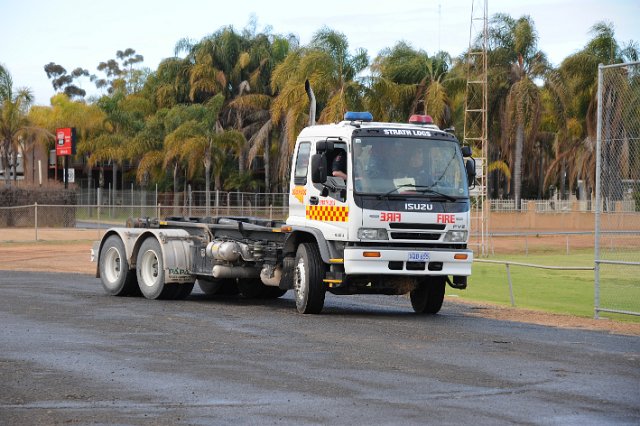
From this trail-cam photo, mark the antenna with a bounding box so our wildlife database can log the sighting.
[438,3,442,52]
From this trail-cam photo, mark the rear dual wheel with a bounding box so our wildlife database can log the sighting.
[99,235,139,296]
[136,237,193,300]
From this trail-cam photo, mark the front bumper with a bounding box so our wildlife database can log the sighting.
[343,247,473,276]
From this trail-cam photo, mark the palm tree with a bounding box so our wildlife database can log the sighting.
[163,96,245,213]
[545,22,639,203]
[370,43,463,127]
[486,14,549,208]
[227,32,296,192]
[82,90,150,191]
[0,64,34,185]
[270,27,368,182]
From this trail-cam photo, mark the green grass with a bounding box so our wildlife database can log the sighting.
[449,249,640,323]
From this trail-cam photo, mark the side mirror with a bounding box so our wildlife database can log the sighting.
[311,154,327,184]
[316,141,334,153]
[465,158,476,187]
[461,145,472,158]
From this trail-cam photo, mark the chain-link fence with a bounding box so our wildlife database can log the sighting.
[595,61,640,318]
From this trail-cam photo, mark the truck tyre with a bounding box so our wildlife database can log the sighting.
[99,235,138,296]
[197,278,239,296]
[410,276,446,314]
[293,243,326,314]
[136,237,175,300]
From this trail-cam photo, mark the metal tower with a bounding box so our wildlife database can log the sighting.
[463,0,489,256]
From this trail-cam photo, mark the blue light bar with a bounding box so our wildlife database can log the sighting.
[344,111,373,122]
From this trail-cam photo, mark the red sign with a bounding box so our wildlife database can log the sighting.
[56,127,75,156]
[436,214,456,224]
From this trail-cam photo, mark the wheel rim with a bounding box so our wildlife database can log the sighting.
[294,257,307,304]
[140,249,160,288]
[103,247,122,284]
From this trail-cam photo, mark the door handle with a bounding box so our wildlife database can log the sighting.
[309,196,319,205]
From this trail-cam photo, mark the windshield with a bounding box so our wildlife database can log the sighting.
[352,136,468,198]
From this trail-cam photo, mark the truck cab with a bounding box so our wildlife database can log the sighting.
[285,111,475,313]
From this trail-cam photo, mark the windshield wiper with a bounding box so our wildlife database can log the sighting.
[378,184,456,202]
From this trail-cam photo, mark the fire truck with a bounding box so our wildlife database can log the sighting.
[93,86,475,314]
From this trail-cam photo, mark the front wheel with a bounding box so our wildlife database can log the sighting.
[410,276,446,314]
[293,243,326,314]
[136,237,177,300]
[99,235,138,296]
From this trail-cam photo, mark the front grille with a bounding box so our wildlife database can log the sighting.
[390,232,441,240]
[389,223,446,230]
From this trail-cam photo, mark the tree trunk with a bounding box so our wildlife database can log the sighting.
[264,136,270,192]
[214,172,221,191]
[514,123,524,209]
[11,150,18,182]
[112,161,117,191]
[204,142,212,216]
[172,163,180,215]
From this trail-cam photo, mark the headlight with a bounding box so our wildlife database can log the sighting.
[357,228,389,240]
[443,230,468,242]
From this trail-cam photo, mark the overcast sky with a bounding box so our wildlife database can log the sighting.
[1,0,638,105]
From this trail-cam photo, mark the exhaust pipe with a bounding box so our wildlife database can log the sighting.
[305,79,316,126]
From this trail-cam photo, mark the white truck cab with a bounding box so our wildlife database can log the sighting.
[285,111,475,313]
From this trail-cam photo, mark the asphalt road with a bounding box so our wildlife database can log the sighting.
[1,270,639,425]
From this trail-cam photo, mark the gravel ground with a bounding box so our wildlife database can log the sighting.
[1,271,639,425]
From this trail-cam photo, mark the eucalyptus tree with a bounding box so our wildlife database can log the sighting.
[487,14,549,207]
[92,48,147,95]
[43,62,90,99]
[0,64,34,185]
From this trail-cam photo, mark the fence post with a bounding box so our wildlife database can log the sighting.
[594,63,603,319]
[34,202,38,241]
[506,263,515,307]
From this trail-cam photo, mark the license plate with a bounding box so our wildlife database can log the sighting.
[408,251,430,261]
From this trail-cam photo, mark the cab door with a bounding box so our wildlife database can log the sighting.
[287,141,311,227]
[305,140,349,241]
